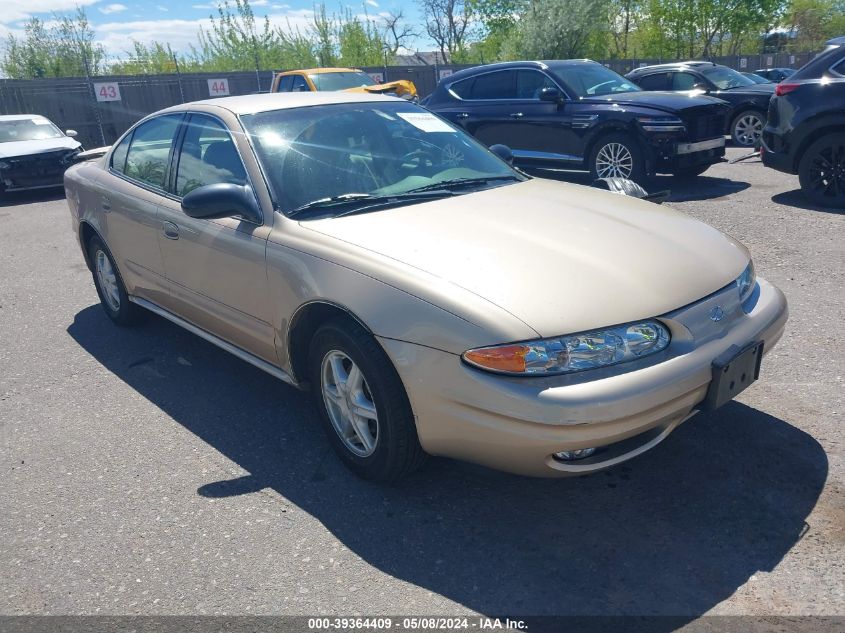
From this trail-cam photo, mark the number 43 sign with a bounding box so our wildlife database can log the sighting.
[94,82,121,102]
[208,79,230,97]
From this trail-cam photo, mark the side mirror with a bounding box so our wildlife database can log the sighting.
[538,87,562,102]
[181,183,261,223]
[65,129,78,137]
[692,83,709,92]
[489,143,514,165]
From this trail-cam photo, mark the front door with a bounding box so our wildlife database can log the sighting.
[156,113,276,364]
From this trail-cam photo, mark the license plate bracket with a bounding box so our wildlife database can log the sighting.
[702,341,764,412]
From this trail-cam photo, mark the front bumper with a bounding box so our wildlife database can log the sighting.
[647,136,726,173]
[379,278,788,477]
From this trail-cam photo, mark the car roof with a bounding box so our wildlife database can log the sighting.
[277,67,361,75]
[442,59,602,83]
[826,35,845,46]
[630,61,718,72]
[160,91,399,116]
[0,114,51,122]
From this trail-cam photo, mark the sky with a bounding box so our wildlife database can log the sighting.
[0,0,430,60]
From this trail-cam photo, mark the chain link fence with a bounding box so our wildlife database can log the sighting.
[0,50,819,150]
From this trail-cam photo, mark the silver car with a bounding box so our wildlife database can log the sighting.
[64,92,788,480]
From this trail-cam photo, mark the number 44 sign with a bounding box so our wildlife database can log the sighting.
[94,82,121,102]
[208,79,230,97]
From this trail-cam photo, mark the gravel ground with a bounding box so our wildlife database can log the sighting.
[0,146,842,620]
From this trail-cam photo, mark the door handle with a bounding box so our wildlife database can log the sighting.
[509,112,524,119]
[456,112,469,119]
[162,221,180,240]
[101,197,111,212]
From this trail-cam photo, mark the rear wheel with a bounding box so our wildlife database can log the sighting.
[588,133,647,184]
[730,109,764,147]
[798,133,845,209]
[87,235,145,325]
[307,318,426,481]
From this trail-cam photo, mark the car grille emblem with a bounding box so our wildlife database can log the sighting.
[709,306,725,322]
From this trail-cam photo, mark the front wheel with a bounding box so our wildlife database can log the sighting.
[730,110,764,147]
[588,133,647,184]
[798,133,845,209]
[307,318,426,481]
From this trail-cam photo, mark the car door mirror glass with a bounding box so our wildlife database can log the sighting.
[692,83,709,92]
[181,183,261,223]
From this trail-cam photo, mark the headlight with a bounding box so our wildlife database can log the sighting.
[637,115,686,132]
[736,260,756,305]
[463,320,671,376]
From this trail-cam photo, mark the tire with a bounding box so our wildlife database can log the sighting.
[87,235,145,326]
[730,109,765,147]
[307,317,427,482]
[588,133,647,184]
[798,133,845,209]
[673,164,711,179]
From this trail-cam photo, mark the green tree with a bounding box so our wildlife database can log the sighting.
[337,10,388,67]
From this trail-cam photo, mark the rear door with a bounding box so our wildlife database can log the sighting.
[155,113,276,363]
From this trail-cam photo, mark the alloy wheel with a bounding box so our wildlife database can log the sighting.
[95,249,121,311]
[595,142,634,178]
[807,141,845,200]
[734,113,763,146]
[321,350,379,457]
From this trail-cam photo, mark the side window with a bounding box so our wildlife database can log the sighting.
[291,75,310,92]
[124,115,181,190]
[110,132,132,174]
[672,72,699,90]
[277,75,294,92]
[833,58,845,76]
[449,77,475,99]
[175,114,247,197]
[516,70,557,99]
[636,73,670,90]
[469,70,517,100]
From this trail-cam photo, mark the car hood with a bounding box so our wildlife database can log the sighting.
[581,90,725,113]
[0,136,81,159]
[302,179,749,339]
[715,83,775,96]
[346,81,416,97]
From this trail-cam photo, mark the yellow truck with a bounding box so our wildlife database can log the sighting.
[271,67,418,101]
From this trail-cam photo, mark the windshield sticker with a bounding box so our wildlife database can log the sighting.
[397,112,455,133]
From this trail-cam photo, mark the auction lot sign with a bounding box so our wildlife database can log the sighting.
[93,82,121,102]
[208,78,231,97]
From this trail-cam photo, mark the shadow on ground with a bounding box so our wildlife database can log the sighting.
[68,305,826,621]
[523,168,749,203]
[772,189,845,214]
[0,187,65,207]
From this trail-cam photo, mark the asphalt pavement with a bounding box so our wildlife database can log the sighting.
[1,147,842,620]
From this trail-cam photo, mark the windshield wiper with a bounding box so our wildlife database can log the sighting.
[403,175,521,194]
[288,190,454,218]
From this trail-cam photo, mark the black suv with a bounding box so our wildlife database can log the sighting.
[626,62,775,147]
[762,36,845,208]
[424,60,729,183]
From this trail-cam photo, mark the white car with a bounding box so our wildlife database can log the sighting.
[0,114,82,194]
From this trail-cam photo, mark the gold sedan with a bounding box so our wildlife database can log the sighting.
[64,93,787,481]
[271,67,418,101]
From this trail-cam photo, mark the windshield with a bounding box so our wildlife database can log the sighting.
[555,64,640,97]
[0,117,64,143]
[701,66,756,89]
[241,102,522,217]
[744,72,771,84]
[309,72,377,91]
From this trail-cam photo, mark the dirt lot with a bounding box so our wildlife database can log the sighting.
[1,147,842,620]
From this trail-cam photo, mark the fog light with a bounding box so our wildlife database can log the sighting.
[554,447,596,461]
